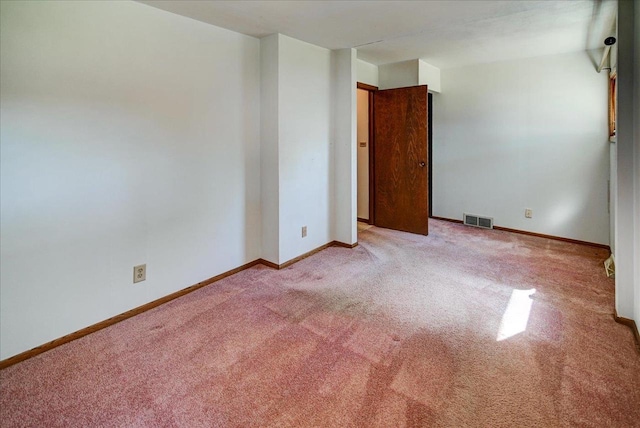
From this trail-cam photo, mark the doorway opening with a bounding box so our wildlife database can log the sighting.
[356,83,432,237]
[356,82,377,227]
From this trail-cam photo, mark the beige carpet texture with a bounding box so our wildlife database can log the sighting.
[1,220,639,427]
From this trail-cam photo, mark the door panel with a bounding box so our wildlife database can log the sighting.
[373,86,429,235]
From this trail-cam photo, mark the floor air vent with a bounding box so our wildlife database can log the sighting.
[463,213,494,229]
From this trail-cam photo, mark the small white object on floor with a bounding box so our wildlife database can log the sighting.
[604,254,615,278]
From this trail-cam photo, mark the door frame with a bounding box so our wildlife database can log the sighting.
[357,82,378,225]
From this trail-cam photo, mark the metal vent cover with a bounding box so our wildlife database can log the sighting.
[463,213,494,229]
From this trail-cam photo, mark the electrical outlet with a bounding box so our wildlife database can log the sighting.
[301,226,307,238]
[133,264,146,283]
[525,209,533,219]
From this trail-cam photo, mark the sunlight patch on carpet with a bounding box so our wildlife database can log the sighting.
[496,288,536,341]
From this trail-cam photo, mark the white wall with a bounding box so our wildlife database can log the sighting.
[278,35,334,263]
[433,51,610,245]
[0,1,261,359]
[332,48,358,246]
[379,60,418,90]
[418,60,442,93]
[259,35,355,264]
[357,59,379,87]
[609,142,617,255]
[379,59,441,92]
[357,89,370,220]
[614,0,639,321]
[260,34,280,264]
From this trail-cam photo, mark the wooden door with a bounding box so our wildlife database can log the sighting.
[373,85,429,235]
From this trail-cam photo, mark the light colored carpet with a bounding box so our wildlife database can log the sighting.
[1,220,638,427]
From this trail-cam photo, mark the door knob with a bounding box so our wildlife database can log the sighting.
[418,161,426,168]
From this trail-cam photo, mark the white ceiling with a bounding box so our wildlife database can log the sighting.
[139,0,617,69]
